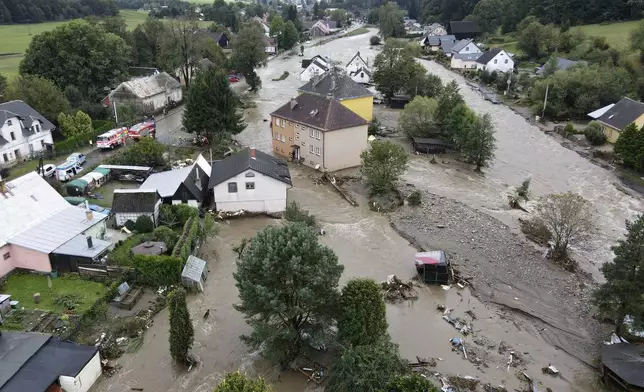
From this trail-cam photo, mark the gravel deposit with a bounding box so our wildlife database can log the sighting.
[390,189,607,367]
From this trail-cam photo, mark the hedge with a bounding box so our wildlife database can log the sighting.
[171,216,201,261]
[54,121,116,154]
[127,255,184,286]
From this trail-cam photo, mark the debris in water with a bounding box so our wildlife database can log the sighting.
[448,375,479,391]
[442,285,451,291]
[465,310,477,320]
[450,337,464,347]
[381,275,419,302]
[442,314,472,335]
[542,365,559,376]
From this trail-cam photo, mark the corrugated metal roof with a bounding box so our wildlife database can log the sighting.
[0,172,70,248]
[8,206,107,253]
[140,166,193,197]
[182,255,207,282]
[52,234,111,259]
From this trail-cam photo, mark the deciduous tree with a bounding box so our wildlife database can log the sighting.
[460,113,497,171]
[233,223,344,366]
[517,20,560,59]
[159,19,210,89]
[338,279,388,347]
[594,214,644,335]
[360,140,409,194]
[269,15,285,38]
[281,21,299,50]
[231,21,268,90]
[168,287,194,364]
[111,137,166,168]
[435,80,465,133]
[132,18,168,68]
[535,192,596,261]
[378,2,405,38]
[399,96,439,138]
[615,123,644,171]
[57,111,93,138]
[21,20,131,97]
[4,75,69,120]
[183,67,245,143]
[0,73,7,102]
[213,372,273,392]
[326,341,406,392]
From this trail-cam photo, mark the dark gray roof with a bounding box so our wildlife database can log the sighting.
[326,20,338,29]
[0,332,50,389]
[181,164,209,202]
[0,100,55,131]
[536,57,588,75]
[597,97,644,130]
[312,59,329,71]
[271,94,367,131]
[602,343,644,387]
[476,48,503,64]
[298,71,373,100]
[450,39,473,53]
[449,21,481,34]
[111,189,160,213]
[209,148,292,188]
[351,66,372,77]
[412,137,448,146]
[1,335,99,392]
[346,52,366,67]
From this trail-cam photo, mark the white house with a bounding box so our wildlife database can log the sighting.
[111,189,163,227]
[346,51,368,74]
[476,48,515,73]
[0,100,54,167]
[264,36,277,54]
[449,39,481,58]
[349,66,371,84]
[209,147,291,213]
[107,72,182,115]
[450,52,482,70]
[300,56,331,82]
[139,155,210,207]
[424,23,447,36]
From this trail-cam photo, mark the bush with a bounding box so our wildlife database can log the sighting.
[153,225,179,250]
[284,201,318,228]
[370,35,381,45]
[109,137,166,168]
[159,204,179,227]
[173,204,199,226]
[564,123,575,134]
[125,254,184,286]
[135,215,154,233]
[407,190,422,206]
[584,121,607,145]
[171,216,201,260]
[124,220,136,231]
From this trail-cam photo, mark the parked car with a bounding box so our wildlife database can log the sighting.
[228,75,240,83]
[38,164,56,178]
[67,152,86,165]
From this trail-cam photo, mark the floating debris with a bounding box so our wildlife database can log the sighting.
[381,275,419,302]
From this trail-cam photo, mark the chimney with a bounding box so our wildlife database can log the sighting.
[330,70,336,91]
[290,97,298,110]
[85,201,93,221]
[250,146,256,160]
[86,236,94,249]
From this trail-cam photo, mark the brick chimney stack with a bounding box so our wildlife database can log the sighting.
[250,146,256,160]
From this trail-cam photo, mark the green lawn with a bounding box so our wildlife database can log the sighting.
[3,274,106,314]
[90,180,140,208]
[573,20,642,48]
[344,27,369,37]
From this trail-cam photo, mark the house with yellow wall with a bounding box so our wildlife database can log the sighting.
[594,97,644,143]
[297,71,374,121]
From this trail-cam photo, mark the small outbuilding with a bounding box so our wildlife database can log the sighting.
[181,255,208,292]
[65,179,89,196]
[414,251,451,285]
[390,95,411,109]
[601,342,644,391]
[412,137,449,154]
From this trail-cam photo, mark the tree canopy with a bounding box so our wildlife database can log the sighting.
[231,21,268,91]
[615,123,644,172]
[233,223,344,366]
[213,372,273,392]
[338,279,388,347]
[20,20,131,97]
[57,111,93,138]
[594,214,644,335]
[168,287,194,364]
[378,2,405,39]
[0,0,118,24]
[386,373,440,392]
[182,66,245,142]
[399,96,439,139]
[360,140,409,195]
[111,137,166,168]
[3,75,69,120]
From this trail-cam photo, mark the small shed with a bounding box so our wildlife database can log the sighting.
[601,343,644,391]
[131,241,167,256]
[414,251,451,285]
[390,96,411,109]
[412,137,449,154]
[65,179,89,196]
[94,167,111,178]
[84,171,107,186]
[181,255,208,292]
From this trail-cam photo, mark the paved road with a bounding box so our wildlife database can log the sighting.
[153,106,193,146]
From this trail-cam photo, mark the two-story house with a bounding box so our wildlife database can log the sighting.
[448,39,481,58]
[298,70,374,121]
[270,94,368,172]
[346,52,368,74]
[0,100,54,166]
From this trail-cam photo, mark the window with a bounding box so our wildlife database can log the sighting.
[302,126,307,132]
[281,119,285,127]
[309,129,314,138]
[504,59,508,64]
[228,182,238,193]
[275,132,280,141]
[37,124,41,132]
[301,141,306,146]
[296,124,299,128]
[2,153,7,162]
[296,131,300,140]
[281,135,286,142]
[245,182,255,190]
[309,144,314,153]
[9,131,15,141]
[289,137,293,141]
[360,72,364,78]
[315,147,321,156]
[289,122,293,126]
[3,252,10,260]
[41,140,45,148]
[494,59,498,64]
[464,46,468,51]
[245,172,255,177]
[316,131,321,140]
[276,146,279,151]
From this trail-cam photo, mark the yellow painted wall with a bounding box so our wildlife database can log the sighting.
[603,125,621,144]
[340,96,373,121]
[634,114,644,130]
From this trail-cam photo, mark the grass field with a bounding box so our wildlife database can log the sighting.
[0,10,149,76]
[573,20,642,48]
[4,273,106,314]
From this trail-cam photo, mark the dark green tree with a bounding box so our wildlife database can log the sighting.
[460,113,497,171]
[378,2,405,38]
[0,73,7,102]
[132,18,167,68]
[435,80,465,133]
[594,215,644,335]
[399,96,438,138]
[386,373,440,392]
[360,140,409,194]
[338,279,388,347]
[214,372,273,392]
[446,103,477,146]
[4,75,69,121]
[183,67,245,143]
[231,21,268,91]
[20,20,131,96]
[233,223,344,366]
[373,46,426,99]
[168,287,194,364]
[326,341,406,392]
[112,137,166,168]
[281,21,299,50]
[135,215,154,233]
[615,123,644,171]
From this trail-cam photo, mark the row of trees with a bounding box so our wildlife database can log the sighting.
[0,0,117,24]
[269,16,300,51]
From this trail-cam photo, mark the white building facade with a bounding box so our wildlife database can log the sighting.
[300,60,329,82]
[0,101,54,166]
[477,49,515,73]
[346,52,368,74]
[58,351,102,392]
[212,169,289,213]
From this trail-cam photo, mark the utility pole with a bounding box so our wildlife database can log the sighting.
[112,100,119,125]
[541,84,549,119]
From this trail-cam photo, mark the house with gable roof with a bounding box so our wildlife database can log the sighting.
[0,100,54,167]
[346,51,369,74]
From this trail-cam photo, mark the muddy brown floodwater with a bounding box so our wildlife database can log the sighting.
[93,166,599,392]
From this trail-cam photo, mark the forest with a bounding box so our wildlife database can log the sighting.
[0,0,118,24]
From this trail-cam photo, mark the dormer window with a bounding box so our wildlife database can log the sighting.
[7,120,12,126]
